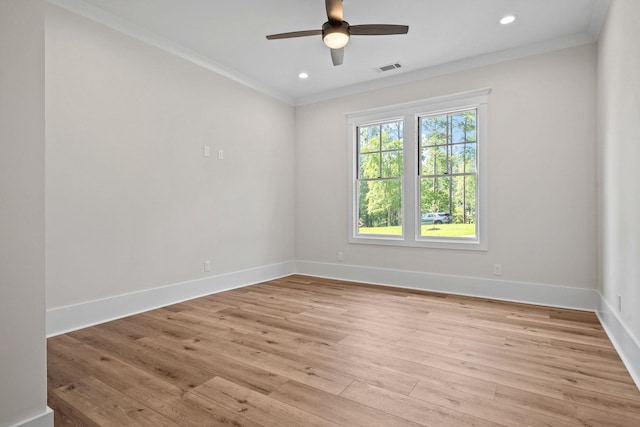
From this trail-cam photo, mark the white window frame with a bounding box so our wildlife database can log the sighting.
[347,88,490,250]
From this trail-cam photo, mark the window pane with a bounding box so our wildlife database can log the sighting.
[421,146,447,176]
[420,177,450,215]
[420,177,472,238]
[453,175,476,236]
[381,121,403,151]
[464,143,477,173]
[358,179,402,235]
[421,116,447,146]
[451,110,476,143]
[382,150,403,178]
[359,125,380,153]
[450,144,465,175]
[359,153,380,179]
[464,175,477,225]
[357,180,370,232]
[451,143,477,174]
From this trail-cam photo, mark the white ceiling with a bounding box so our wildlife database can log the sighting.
[50,0,610,105]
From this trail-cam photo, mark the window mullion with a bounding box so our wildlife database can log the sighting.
[378,125,383,178]
[402,114,416,241]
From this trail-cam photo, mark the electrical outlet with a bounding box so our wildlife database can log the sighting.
[338,252,344,262]
[204,260,211,272]
[203,146,210,157]
[218,149,224,160]
[493,264,502,276]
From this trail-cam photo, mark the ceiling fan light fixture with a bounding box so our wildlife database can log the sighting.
[322,21,350,49]
[265,2,408,67]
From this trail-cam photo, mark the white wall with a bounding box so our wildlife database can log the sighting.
[45,5,295,310]
[598,0,640,353]
[0,1,51,426]
[296,44,598,293]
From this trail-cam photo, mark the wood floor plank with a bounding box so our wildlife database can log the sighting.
[287,310,407,344]
[450,337,635,384]
[549,337,623,360]
[574,404,640,427]
[118,391,230,427]
[48,338,90,391]
[170,296,233,313]
[180,393,267,427]
[217,307,348,342]
[410,380,581,427]
[139,307,233,338]
[493,384,579,420]
[270,380,424,427]
[219,328,419,395]
[68,327,215,390]
[221,290,314,314]
[191,376,341,427]
[417,338,637,397]
[184,333,354,395]
[47,274,640,426]
[560,382,640,416]
[309,333,570,408]
[505,312,603,331]
[49,334,184,397]
[136,333,290,395]
[336,333,569,400]
[126,375,269,427]
[345,323,638,400]
[114,310,203,340]
[341,380,504,427]
[427,310,613,348]
[52,377,180,427]
[49,390,101,427]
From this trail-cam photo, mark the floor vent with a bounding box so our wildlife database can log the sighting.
[375,63,402,73]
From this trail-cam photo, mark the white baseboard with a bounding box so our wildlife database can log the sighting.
[46,261,295,337]
[7,408,53,427]
[295,260,598,311]
[596,294,640,391]
[46,260,596,338]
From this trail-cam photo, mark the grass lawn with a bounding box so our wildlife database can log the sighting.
[359,223,475,237]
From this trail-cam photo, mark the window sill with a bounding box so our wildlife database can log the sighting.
[349,234,487,251]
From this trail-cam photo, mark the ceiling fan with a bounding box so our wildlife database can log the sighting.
[266,0,409,66]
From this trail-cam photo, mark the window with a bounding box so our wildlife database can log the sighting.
[357,120,404,236]
[347,89,489,250]
[419,109,477,240]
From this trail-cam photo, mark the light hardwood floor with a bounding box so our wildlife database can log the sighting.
[48,275,640,426]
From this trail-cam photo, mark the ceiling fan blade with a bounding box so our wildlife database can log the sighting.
[266,29,322,40]
[331,47,344,66]
[349,24,409,36]
[325,0,343,22]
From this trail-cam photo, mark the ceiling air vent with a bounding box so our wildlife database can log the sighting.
[375,63,402,73]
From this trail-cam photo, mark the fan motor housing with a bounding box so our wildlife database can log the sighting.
[322,21,350,48]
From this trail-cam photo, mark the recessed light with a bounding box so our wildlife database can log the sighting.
[500,15,516,25]
[298,72,309,79]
